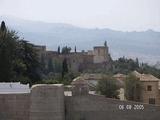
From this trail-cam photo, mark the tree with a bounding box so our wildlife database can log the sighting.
[0,21,7,39]
[125,74,141,102]
[40,54,46,74]
[62,58,68,78]
[0,21,42,84]
[61,46,71,54]
[112,57,140,74]
[54,60,62,73]
[17,40,42,84]
[75,46,77,53]
[58,46,60,54]
[0,22,18,82]
[97,76,119,99]
[47,58,54,73]
[104,41,107,47]
[136,58,139,67]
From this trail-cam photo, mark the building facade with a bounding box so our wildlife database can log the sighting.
[133,71,160,105]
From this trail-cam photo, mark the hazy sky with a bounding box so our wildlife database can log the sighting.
[0,0,160,31]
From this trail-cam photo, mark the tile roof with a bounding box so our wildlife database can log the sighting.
[132,71,159,82]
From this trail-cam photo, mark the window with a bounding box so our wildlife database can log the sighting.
[149,98,155,104]
[147,85,152,91]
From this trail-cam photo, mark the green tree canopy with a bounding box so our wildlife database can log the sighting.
[61,46,71,54]
[58,46,60,54]
[47,58,54,73]
[74,46,77,53]
[125,74,141,102]
[97,76,119,99]
[62,58,68,78]
[0,21,42,85]
[112,57,140,74]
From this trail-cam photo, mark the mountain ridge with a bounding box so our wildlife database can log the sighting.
[1,15,160,64]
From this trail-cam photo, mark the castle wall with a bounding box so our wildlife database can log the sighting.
[0,93,30,120]
[65,94,160,120]
[46,53,94,72]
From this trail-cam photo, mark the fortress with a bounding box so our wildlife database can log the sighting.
[34,42,112,72]
[0,83,160,120]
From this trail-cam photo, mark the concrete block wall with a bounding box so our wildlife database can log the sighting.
[1,84,160,120]
[65,94,160,120]
[30,84,65,120]
[0,93,30,120]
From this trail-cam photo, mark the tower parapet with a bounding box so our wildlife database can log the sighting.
[93,42,110,63]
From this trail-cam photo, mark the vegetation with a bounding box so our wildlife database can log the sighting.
[125,74,141,102]
[47,58,54,73]
[74,46,77,53]
[62,58,68,78]
[1,21,160,89]
[0,21,42,85]
[112,57,139,74]
[61,46,71,54]
[112,57,160,79]
[104,41,107,47]
[96,76,119,99]
[138,63,160,79]
[57,46,60,54]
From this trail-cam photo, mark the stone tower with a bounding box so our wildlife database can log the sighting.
[93,41,110,63]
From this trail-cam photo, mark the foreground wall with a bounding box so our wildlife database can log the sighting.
[30,84,65,120]
[0,84,65,120]
[0,93,30,120]
[65,94,160,120]
[0,84,160,120]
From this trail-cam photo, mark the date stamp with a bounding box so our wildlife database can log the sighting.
[118,104,144,110]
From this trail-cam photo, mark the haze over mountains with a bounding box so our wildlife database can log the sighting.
[1,15,160,64]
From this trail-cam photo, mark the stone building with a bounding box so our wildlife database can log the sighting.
[74,72,160,104]
[93,46,110,63]
[113,73,127,81]
[132,71,160,105]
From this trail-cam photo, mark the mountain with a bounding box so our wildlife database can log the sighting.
[1,15,160,64]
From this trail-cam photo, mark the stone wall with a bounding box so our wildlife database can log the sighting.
[0,93,30,120]
[140,81,160,105]
[65,94,160,120]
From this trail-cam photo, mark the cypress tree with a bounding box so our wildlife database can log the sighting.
[75,46,77,53]
[0,21,7,39]
[62,58,68,78]
[58,46,60,54]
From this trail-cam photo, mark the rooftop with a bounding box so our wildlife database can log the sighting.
[0,82,30,94]
[113,73,127,78]
[94,46,106,49]
[132,71,160,82]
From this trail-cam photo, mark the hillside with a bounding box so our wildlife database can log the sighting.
[1,15,160,64]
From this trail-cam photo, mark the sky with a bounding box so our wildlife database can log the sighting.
[0,0,160,31]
